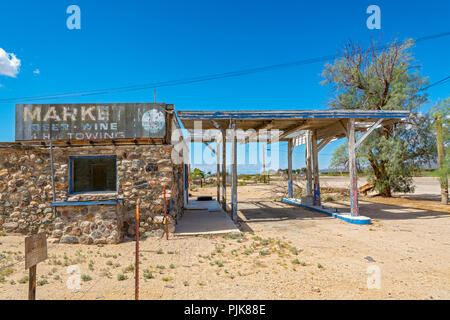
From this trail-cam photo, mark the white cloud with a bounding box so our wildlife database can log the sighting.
[0,48,21,77]
[33,68,40,75]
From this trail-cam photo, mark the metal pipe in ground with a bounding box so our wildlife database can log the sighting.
[135,202,139,300]
[164,187,168,240]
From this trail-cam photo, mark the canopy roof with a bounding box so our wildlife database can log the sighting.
[177,109,409,142]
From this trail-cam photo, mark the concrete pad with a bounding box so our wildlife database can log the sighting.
[282,198,371,225]
[175,200,241,236]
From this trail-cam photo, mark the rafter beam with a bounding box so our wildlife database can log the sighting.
[338,120,348,136]
[203,141,215,155]
[211,120,223,131]
[355,119,383,149]
[317,137,333,152]
[279,121,306,139]
[247,121,275,141]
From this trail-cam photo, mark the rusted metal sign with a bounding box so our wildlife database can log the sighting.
[25,232,48,269]
[15,103,167,141]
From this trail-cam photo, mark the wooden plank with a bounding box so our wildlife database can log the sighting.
[288,139,293,198]
[317,137,333,152]
[28,265,36,300]
[203,141,216,155]
[231,121,238,221]
[279,121,306,139]
[247,121,274,140]
[347,118,359,216]
[355,119,383,149]
[312,130,321,206]
[216,142,220,203]
[305,130,313,197]
[177,109,410,120]
[25,232,47,270]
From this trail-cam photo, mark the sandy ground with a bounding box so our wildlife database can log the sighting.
[0,176,449,300]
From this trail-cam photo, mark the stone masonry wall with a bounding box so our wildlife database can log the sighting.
[0,143,183,244]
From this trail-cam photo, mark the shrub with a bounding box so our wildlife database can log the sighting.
[117,274,127,281]
[81,274,92,282]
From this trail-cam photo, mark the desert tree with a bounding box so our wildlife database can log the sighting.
[322,38,434,196]
[430,98,449,204]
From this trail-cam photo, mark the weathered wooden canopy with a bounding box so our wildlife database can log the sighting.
[177,109,409,224]
[177,109,409,142]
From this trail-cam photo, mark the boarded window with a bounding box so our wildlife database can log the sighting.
[71,156,116,193]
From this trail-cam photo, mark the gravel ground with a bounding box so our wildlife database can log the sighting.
[0,176,448,300]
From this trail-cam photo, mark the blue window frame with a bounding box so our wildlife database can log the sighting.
[69,155,117,194]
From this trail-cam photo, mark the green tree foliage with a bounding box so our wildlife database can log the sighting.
[191,168,205,179]
[329,142,368,173]
[322,39,435,196]
[430,98,449,203]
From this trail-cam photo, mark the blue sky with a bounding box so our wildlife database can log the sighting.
[0,0,449,172]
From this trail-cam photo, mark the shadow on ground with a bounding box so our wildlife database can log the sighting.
[236,199,449,225]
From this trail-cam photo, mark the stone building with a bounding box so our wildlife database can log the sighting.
[0,103,188,244]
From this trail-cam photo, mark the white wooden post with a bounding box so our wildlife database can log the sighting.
[347,118,359,216]
[216,141,220,203]
[305,130,313,197]
[288,139,293,198]
[231,121,238,221]
[221,130,227,212]
[312,130,321,206]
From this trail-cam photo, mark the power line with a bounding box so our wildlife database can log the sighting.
[421,76,450,91]
[0,31,449,104]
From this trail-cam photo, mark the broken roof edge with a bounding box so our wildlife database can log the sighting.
[177,109,410,120]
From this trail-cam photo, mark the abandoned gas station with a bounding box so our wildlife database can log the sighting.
[177,109,409,226]
[0,103,408,243]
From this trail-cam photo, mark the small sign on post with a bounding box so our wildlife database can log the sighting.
[25,233,48,300]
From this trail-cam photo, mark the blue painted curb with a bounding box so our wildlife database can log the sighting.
[282,198,371,225]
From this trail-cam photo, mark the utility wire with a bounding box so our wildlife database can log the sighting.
[0,31,449,104]
[421,76,450,91]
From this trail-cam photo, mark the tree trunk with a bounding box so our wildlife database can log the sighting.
[434,113,448,205]
[368,150,392,197]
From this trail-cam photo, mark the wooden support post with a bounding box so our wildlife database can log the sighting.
[216,142,221,203]
[262,143,266,183]
[221,129,227,211]
[288,139,293,198]
[347,118,359,216]
[305,130,313,197]
[312,130,321,206]
[231,121,238,221]
[28,265,36,300]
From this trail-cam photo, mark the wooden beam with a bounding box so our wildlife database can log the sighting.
[355,119,383,149]
[305,130,313,197]
[247,121,274,141]
[203,141,216,155]
[221,129,227,211]
[338,120,348,136]
[317,137,332,152]
[279,121,306,139]
[28,265,36,300]
[216,142,220,203]
[312,130,321,206]
[231,121,238,222]
[288,139,293,198]
[347,118,359,216]
[211,120,223,131]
